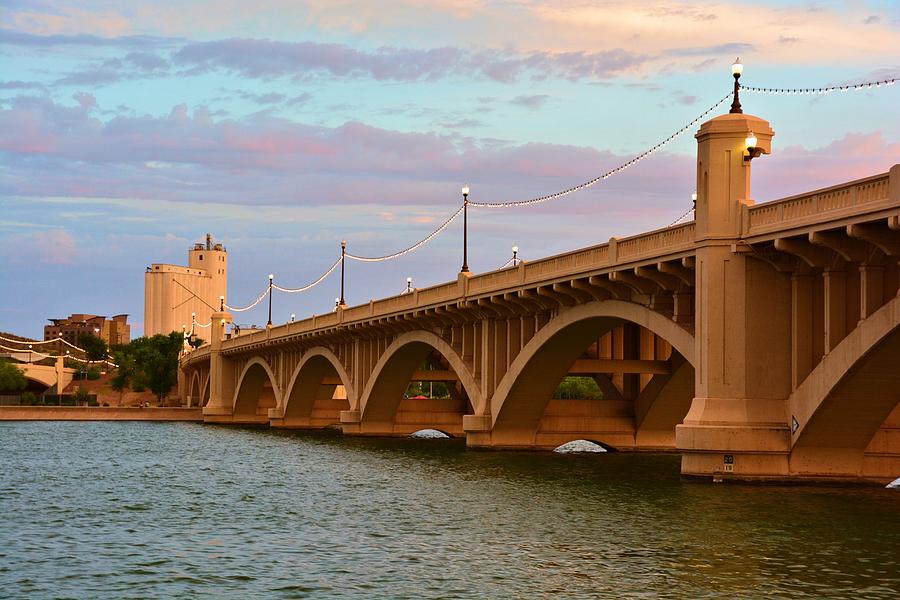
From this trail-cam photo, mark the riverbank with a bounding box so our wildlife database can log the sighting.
[0,406,202,421]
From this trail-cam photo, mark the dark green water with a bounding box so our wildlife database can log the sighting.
[0,422,898,599]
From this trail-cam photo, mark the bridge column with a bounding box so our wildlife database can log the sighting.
[202,311,236,421]
[54,356,65,394]
[677,112,795,480]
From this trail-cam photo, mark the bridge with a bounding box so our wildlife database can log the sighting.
[0,354,76,394]
[180,110,900,483]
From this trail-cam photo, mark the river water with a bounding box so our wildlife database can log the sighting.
[1,422,898,599]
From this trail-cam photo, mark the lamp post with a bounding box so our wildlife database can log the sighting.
[406,276,412,294]
[730,58,743,114]
[334,298,340,313]
[460,184,470,273]
[27,344,32,364]
[339,240,347,307]
[290,314,295,323]
[691,192,697,217]
[267,273,274,327]
[512,245,519,267]
[220,295,225,311]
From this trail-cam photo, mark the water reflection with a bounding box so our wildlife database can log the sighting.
[0,422,897,598]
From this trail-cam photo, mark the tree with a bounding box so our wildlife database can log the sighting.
[0,361,27,392]
[110,349,134,406]
[77,332,108,360]
[77,332,108,374]
[121,332,183,405]
[109,332,188,406]
[188,337,205,349]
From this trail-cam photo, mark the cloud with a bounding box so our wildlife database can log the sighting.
[0,80,45,90]
[754,132,900,201]
[862,15,881,25]
[510,94,550,110]
[0,229,78,265]
[172,38,646,83]
[0,29,175,49]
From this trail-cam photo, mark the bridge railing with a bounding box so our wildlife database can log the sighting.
[746,172,891,235]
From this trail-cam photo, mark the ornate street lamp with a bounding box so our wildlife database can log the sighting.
[744,131,763,162]
[460,184,470,273]
[267,273,274,327]
[512,245,519,266]
[730,58,743,114]
[339,240,347,307]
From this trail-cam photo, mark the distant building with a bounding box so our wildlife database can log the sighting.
[144,233,228,337]
[44,313,131,347]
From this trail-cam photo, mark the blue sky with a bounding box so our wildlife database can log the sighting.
[1,0,899,338]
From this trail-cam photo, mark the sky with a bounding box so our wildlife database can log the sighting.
[1,0,899,338]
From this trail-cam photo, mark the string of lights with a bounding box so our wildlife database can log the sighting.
[203,71,900,318]
[345,206,465,262]
[273,257,342,293]
[0,343,53,359]
[667,206,695,227]
[740,77,898,95]
[0,333,86,352]
[467,92,734,208]
[0,343,117,366]
[224,288,269,313]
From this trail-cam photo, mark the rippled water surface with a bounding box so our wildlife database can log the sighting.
[1,422,899,598]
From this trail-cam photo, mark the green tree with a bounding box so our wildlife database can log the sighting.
[77,332,108,361]
[72,386,91,405]
[110,349,134,406]
[0,361,27,392]
[130,332,183,405]
[553,376,604,400]
[188,336,205,349]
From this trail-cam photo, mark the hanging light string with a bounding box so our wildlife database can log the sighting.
[224,287,269,313]
[497,255,523,270]
[467,92,734,209]
[0,343,117,367]
[0,343,53,359]
[345,205,465,262]
[273,257,342,293]
[211,74,900,314]
[740,77,898,95]
[668,206,695,227]
[0,333,86,352]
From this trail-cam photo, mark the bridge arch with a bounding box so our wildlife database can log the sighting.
[489,299,695,449]
[281,347,355,427]
[233,357,281,421]
[790,294,900,476]
[187,371,202,407]
[358,330,481,435]
[200,372,210,407]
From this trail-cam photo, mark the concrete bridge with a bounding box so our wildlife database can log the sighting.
[0,355,77,393]
[180,111,900,483]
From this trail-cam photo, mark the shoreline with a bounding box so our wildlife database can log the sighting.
[0,406,203,421]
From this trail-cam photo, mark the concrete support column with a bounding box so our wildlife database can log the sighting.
[673,292,693,323]
[676,111,794,480]
[202,311,235,420]
[823,269,847,352]
[859,264,884,320]
[792,273,813,388]
[55,356,65,394]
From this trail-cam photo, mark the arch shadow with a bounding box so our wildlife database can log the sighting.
[359,330,481,434]
[281,347,355,427]
[233,357,281,419]
[791,294,900,456]
[490,300,695,447]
